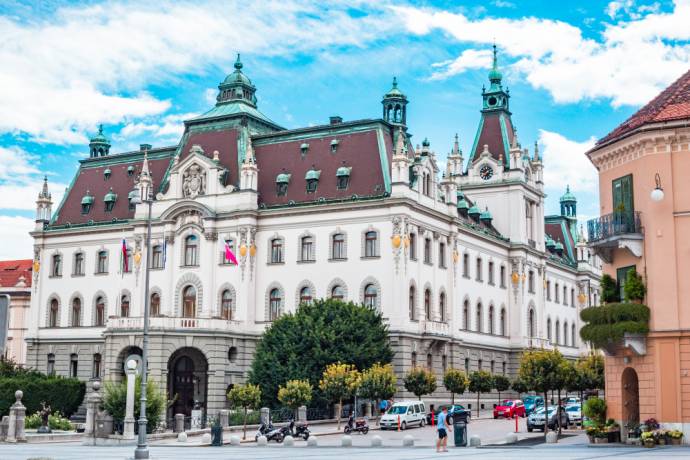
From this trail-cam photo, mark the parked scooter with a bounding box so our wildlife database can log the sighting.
[344,413,369,435]
[255,420,284,443]
[289,418,310,440]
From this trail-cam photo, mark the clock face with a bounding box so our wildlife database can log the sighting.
[479,164,494,180]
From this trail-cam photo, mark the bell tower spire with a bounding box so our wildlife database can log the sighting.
[382,77,408,125]
[35,175,52,229]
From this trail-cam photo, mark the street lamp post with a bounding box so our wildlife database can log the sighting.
[131,153,153,459]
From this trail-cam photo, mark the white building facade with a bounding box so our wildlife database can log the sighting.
[25,51,600,418]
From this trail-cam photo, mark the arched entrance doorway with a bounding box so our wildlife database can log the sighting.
[167,347,208,417]
[622,367,640,427]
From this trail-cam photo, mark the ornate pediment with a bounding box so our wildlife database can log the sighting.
[182,163,206,199]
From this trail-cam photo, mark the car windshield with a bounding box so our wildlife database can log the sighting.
[533,408,546,415]
[566,406,580,412]
[389,406,408,414]
[502,401,514,407]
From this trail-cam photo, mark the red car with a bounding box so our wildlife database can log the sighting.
[493,399,526,419]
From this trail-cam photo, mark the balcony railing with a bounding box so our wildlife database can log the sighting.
[587,211,641,243]
[107,316,240,331]
[422,320,450,336]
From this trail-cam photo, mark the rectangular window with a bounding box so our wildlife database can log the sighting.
[488,261,495,285]
[617,265,636,301]
[152,245,164,268]
[364,231,378,257]
[463,254,470,278]
[442,355,447,372]
[571,289,575,307]
[528,271,535,293]
[424,238,432,264]
[547,281,551,300]
[464,357,470,374]
[563,286,568,305]
[73,253,84,276]
[555,284,560,303]
[439,242,446,268]
[612,174,634,214]
[270,239,284,263]
[51,254,62,277]
[476,258,483,282]
[332,234,346,260]
[409,233,417,260]
[500,265,506,288]
[96,251,108,274]
[300,236,314,261]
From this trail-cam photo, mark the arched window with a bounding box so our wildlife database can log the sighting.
[463,300,469,330]
[476,302,483,332]
[476,257,483,281]
[364,231,378,257]
[555,320,561,345]
[546,280,551,300]
[563,286,568,306]
[364,284,377,308]
[572,323,576,347]
[49,299,59,327]
[120,294,130,317]
[184,235,199,266]
[500,308,506,336]
[269,288,281,321]
[300,236,314,262]
[571,288,575,307]
[92,353,102,378]
[564,321,569,346]
[182,286,196,318]
[488,305,495,335]
[528,309,535,338]
[331,285,345,300]
[95,296,105,326]
[73,252,84,276]
[47,353,55,376]
[70,353,78,378]
[150,293,160,317]
[528,271,535,293]
[299,286,312,305]
[424,289,431,320]
[547,318,552,342]
[409,286,416,320]
[71,298,81,327]
[221,290,233,319]
[439,292,446,322]
[331,233,346,260]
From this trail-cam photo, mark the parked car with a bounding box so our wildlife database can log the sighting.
[565,404,582,425]
[527,407,569,432]
[425,404,471,425]
[493,400,526,419]
[380,401,426,430]
[523,395,544,414]
[560,396,580,406]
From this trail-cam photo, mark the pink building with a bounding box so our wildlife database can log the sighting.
[0,259,33,364]
[586,69,690,438]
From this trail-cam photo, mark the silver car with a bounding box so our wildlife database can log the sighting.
[527,407,569,432]
[565,404,581,425]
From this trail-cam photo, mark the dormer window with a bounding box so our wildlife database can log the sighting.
[127,165,135,177]
[300,143,309,156]
[330,139,339,154]
[305,168,321,193]
[128,189,138,211]
[336,165,351,190]
[104,168,111,180]
[104,188,117,213]
[81,191,94,215]
[275,172,291,197]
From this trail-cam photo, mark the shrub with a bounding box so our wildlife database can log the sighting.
[583,397,607,427]
[228,410,260,427]
[102,377,166,433]
[624,269,646,302]
[25,410,73,430]
[403,367,436,400]
[580,303,650,348]
[600,274,619,303]
[0,376,85,418]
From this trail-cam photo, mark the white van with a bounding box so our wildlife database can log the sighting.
[379,400,427,430]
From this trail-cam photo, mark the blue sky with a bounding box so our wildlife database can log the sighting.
[0,0,689,258]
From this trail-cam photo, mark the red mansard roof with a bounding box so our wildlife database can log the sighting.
[595,69,690,148]
[179,129,240,185]
[471,112,514,166]
[0,259,32,288]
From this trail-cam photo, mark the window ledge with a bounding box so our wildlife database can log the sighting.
[48,275,62,279]
[149,266,165,270]
[180,264,200,268]
[267,261,285,265]
[71,273,85,278]
[297,260,316,264]
[462,275,470,279]
[94,272,109,276]
[328,258,348,262]
[423,261,433,266]
[439,265,447,270]
[410,257,417,262]
[361,256,381,260]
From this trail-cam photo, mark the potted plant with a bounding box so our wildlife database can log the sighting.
[669,429,683,445]
[626,421,641,441]
[605,419,621,443]
[644,418,660,430]
[594,429,609,444]
[641,431,655,448]
[586,426,599,443]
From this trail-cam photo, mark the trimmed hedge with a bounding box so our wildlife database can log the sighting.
[580,303,650,348]
[0,376,85,418]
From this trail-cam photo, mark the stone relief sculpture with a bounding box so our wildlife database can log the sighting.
[182,164,206,199]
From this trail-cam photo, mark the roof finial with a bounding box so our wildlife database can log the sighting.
[98,124,103,135]
[534,141,540,160]
[392,76,398,88]
[234,53,243,70]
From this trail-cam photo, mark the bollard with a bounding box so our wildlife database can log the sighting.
[341,435,352,447]
[201,433,212,444]
[402,434,414,447]
[469,434,481,447]
[431,412,434,427]
[229,435,241,446]
[174,413,185,433]
[515,414,518,433]
[370,435,383,447]
[505,433,518,444]
[307,436,318,447]
[545,431,558,443]
[397,415,401,431]
[177,432,188,443]
[257,435,268,446]
[283,435,295,446]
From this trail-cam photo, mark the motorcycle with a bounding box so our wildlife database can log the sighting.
[255,421,284,443]
[344,414,369,435]
[289,418,311,440]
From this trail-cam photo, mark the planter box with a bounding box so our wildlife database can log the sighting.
[607,431,621,443]
[594,437,609,444]
[671,438,682,445]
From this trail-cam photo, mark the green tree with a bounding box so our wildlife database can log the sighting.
[600,274,619,303]
[492,374,511,403]
[278,379,312,419]
[443,368,468,404]
[583,397,607,427]
[249,299,393,408]
[227,383,262,440]
[624,269,646,302]
[102,377,166,433]
[468,370,493,418]
[554,360,576,433]
[319,363,360,430]
[511,377,529,398]
[358,363,397,423]
[518,349,567,439]
[403,367,437,400]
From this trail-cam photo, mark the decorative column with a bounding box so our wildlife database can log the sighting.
[6,390,26,442]
[123,359,137,439]
[84,381,103,436]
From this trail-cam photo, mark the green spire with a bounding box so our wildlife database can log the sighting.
[234,53,243,70]
[560,185,577,203]
[488,43,502,86]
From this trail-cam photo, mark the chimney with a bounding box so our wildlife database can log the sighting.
[329,116,343,125]
[140,144,152,152]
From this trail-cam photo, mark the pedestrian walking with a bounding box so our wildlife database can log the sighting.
[436,406,452,452]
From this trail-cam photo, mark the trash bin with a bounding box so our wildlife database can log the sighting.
[211,425,223,446]
[453,412,468,447]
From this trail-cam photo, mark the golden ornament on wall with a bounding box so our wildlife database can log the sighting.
[511,272,520,284]
[239,244,247,257]
[249,244,256,257]
[133,251,142,266]
[33,261,40,273]
[392,234,401,248]
[578,293,587,305]
[452,251,459,263]
[403,235,410,248]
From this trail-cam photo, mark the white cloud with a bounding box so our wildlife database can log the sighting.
[0,215,35,259]
[0,1,393,145]
[394,1,690,106]
[539,130,598,196]
[430,49,492,80]
[0,146,65,211]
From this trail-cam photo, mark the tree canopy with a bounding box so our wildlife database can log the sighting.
[278,379,313,412]
[492,374,511,402]
[443,368,468,404]
[249,299,393,407]
[468,370,493,417]
[403,367,436,400]
[227,383,262,439]
[358,363,397,403]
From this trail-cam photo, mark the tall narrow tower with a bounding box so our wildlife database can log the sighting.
[89,125,111,158]
[382,77,408,125]
[35,176,52,230]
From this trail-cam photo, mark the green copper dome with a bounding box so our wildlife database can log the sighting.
[457,198,469,210]
[546,237,556,248]
[104,188,117,202]
[554,241,564,251]
[336,166,352,177]
[276,172,291,183]
[305,169,321,181]
[384,77,405,98]
[90,124,108,143]
[468,203,481,217]
[559,185,577,203]
[480,207,493,222]
[103,168,111,178]
[81,192,94,205]
[223,54,253,86]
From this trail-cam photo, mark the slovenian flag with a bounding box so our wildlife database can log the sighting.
[224,240,238,265]
[121,239,129,273]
